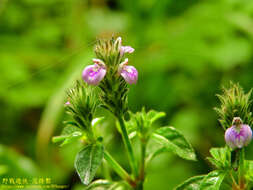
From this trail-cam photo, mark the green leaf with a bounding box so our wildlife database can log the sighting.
[75,144,104,185]
[152,126,196,161]
[199,170,227,190]
[52,125,83,146]
[125,107,166,138]
[244,160,253,182]
[91,117,105,127]
[85,180,131,190]
[85,179,112,190]
[207,147,231,170]
[175,175,206,190]
[147,110,166,124]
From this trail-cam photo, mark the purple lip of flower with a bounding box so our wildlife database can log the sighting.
[225,124,252,149]
[65,101,70,105]
[115,37,135,56]
[118,58,138,84]
[82,64,106,85]
[120,46,135,55]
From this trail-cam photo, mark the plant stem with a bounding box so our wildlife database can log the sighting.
[118,116,138,178]
[238,148,245,189]
[104,150,135,186]
[137,139,146,190]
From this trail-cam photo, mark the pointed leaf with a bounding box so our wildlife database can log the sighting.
[175,175,205,190]
[199,170,227,190]
[75,144,104,185]
[207,147,231,170]
[52,126,83,146]
[147,110,166,125]
[152,126,196,161]
[85,179,112,190]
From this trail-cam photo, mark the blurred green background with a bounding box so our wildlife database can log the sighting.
[1,0,253,189]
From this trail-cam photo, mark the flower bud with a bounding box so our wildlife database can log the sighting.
[225,123,252,149]
[118,58,138,84]
[82,64,106,85]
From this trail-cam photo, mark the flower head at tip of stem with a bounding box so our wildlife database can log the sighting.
[225,117,252,149]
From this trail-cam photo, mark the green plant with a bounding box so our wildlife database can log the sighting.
[176,83,253,190]
[52,37,196,190]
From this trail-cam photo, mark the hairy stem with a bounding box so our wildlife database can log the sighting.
[118,116,138,178]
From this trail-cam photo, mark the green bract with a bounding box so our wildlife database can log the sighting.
[215,82,253,130]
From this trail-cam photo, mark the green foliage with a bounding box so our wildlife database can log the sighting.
[151,126,196,161]
[215,82,253,129]
[85,179,112,190]
[52,125,83,146]
[175,175,206,190]
[85,180,131,190]
[125,107,166,139]
[176,171,227,190]
[244,160,253,183]
[207,147,231,170]
[75,144,104,185]
[199,170,227,190]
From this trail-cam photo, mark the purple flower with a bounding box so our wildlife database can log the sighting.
[65,101,70,105]
[115,37,135,56]
[225,124,252,149]
[118,58,138,84]
[82,59,106,85]
[120,46,135,55]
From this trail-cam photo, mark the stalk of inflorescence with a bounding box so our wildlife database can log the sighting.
[103,150,136,186]
[117,115,139,178]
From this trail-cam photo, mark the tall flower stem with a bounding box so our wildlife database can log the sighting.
[118,116,138,178]
[137,139,146,190]
[104,150,136,186]
[238,148,245,189]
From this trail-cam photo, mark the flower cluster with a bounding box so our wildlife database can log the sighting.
[82,37,138,85]
[225,117,252,149]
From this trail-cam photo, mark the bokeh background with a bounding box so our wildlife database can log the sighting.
[1,0,253,189]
